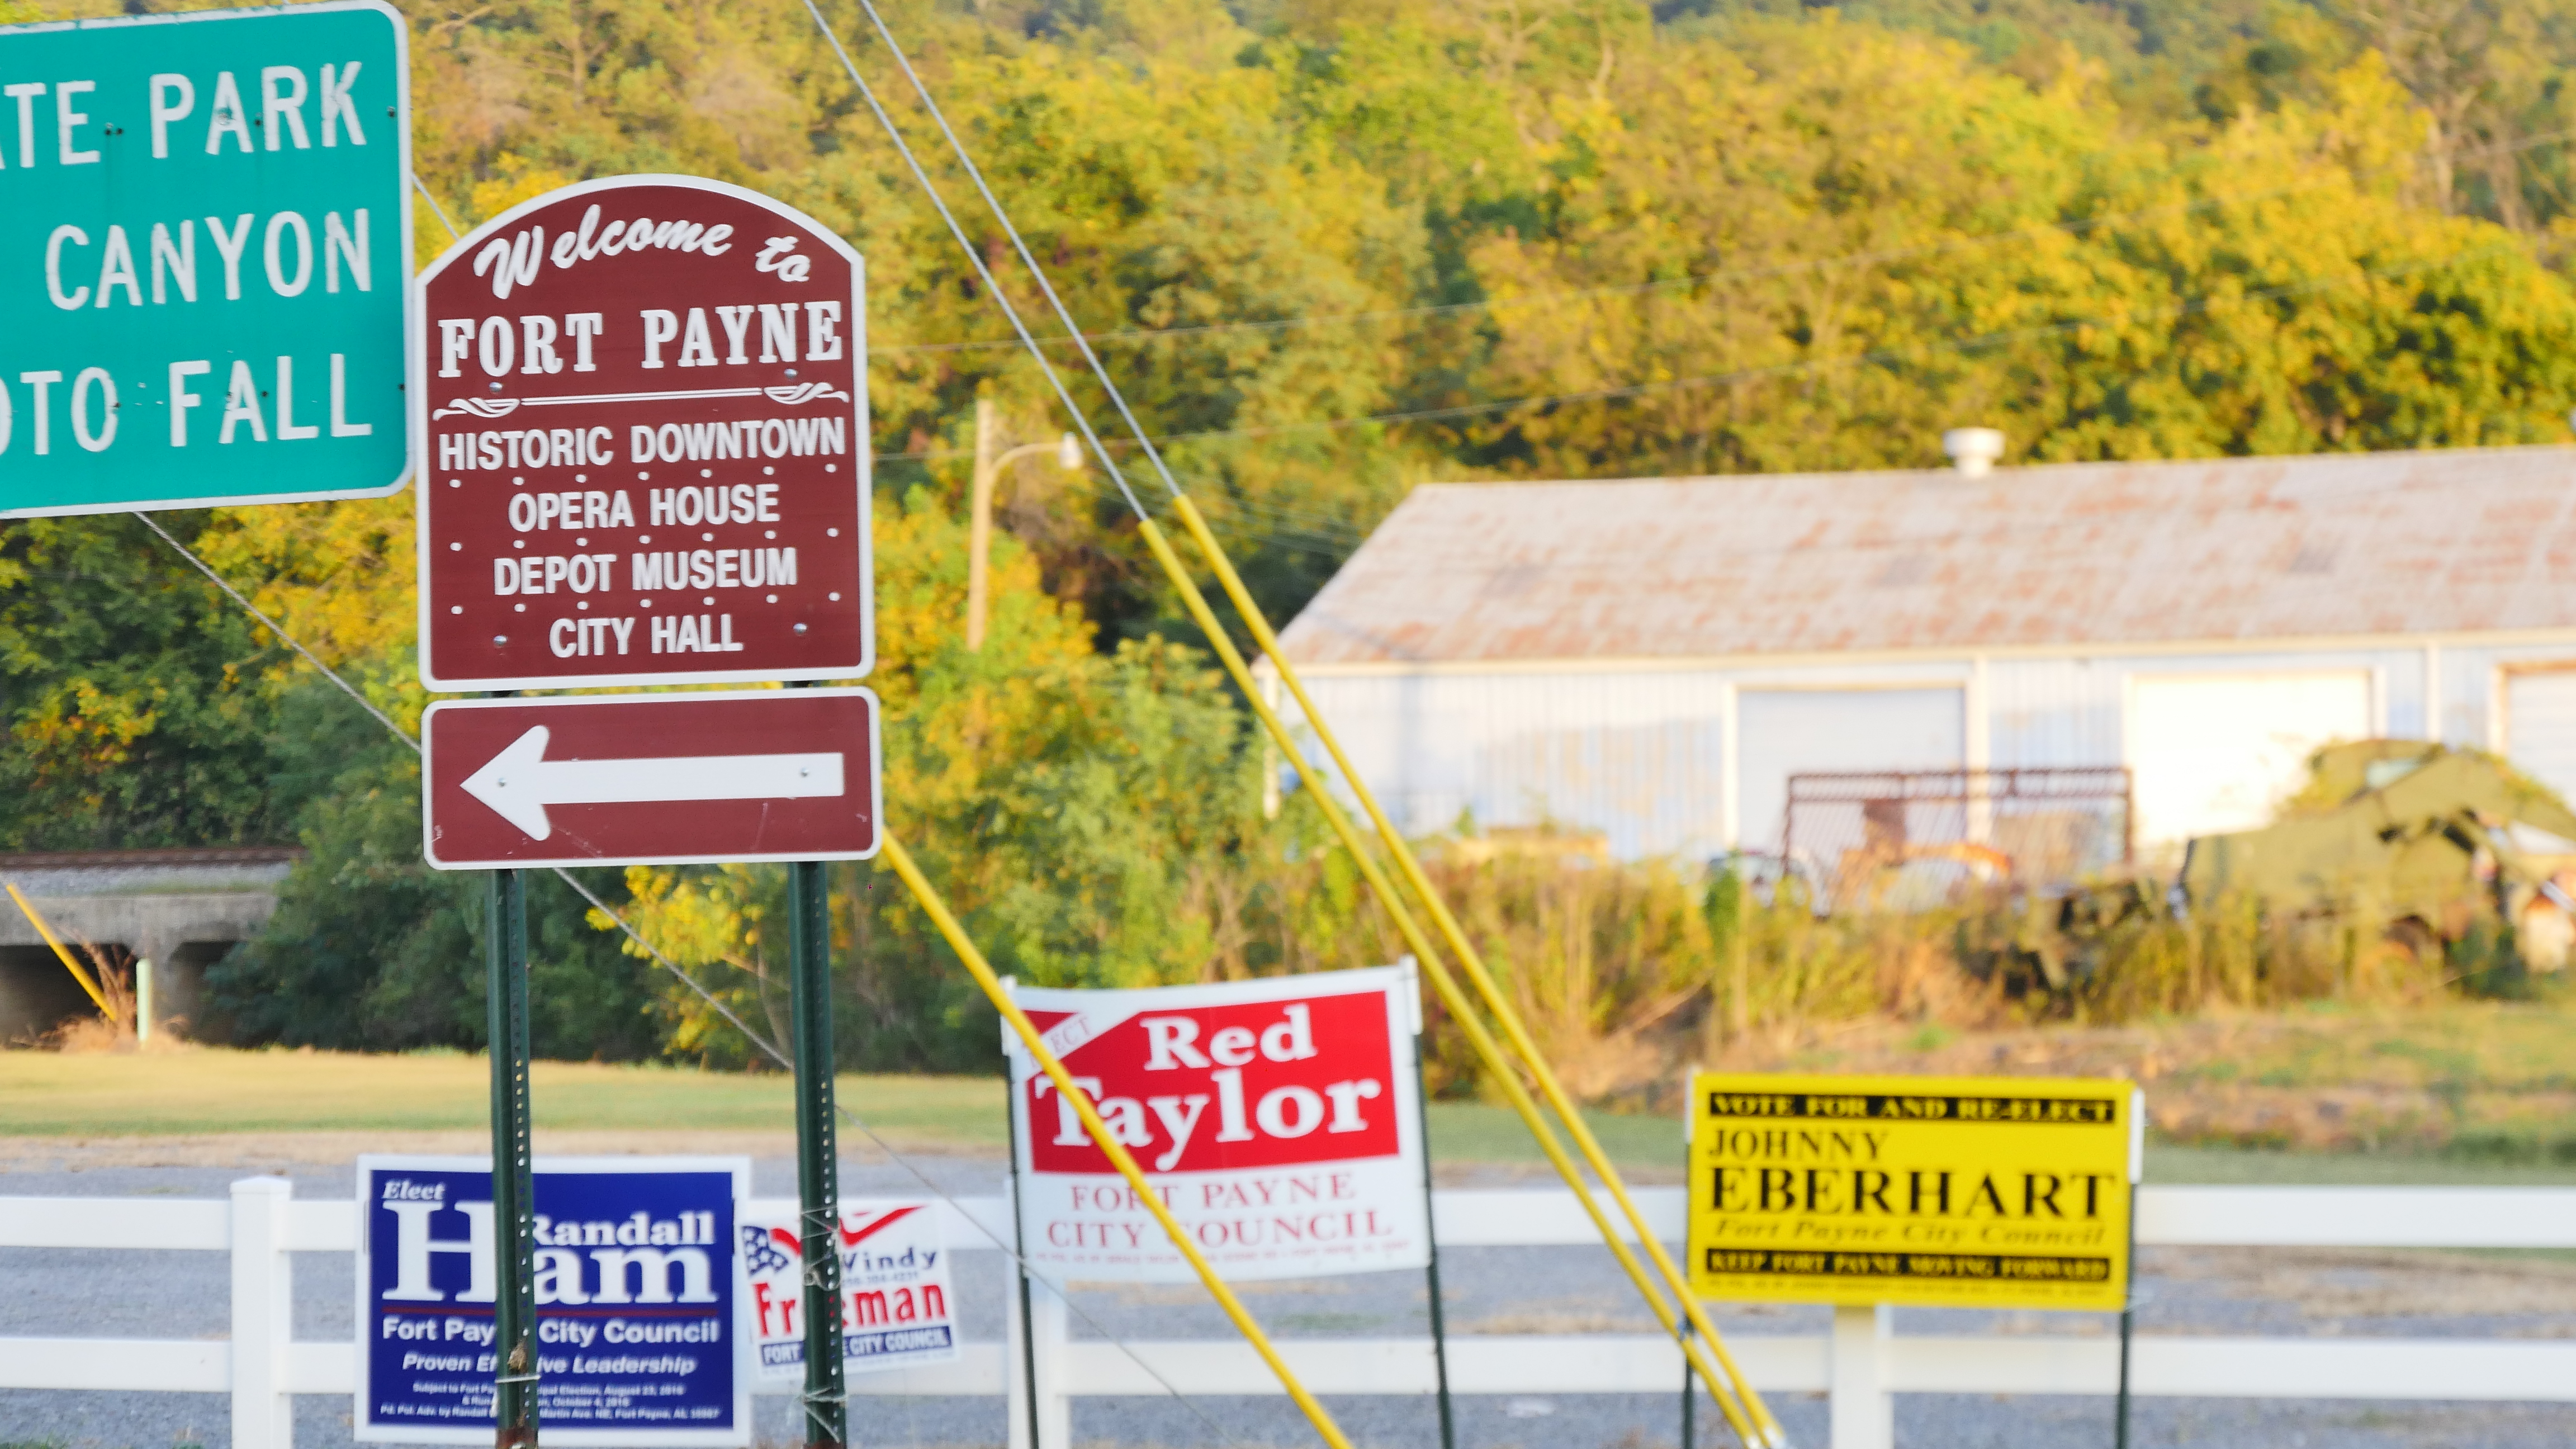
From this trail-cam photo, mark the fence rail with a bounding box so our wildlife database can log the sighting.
[6,1182,2575,1449]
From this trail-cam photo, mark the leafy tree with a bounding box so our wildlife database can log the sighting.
[18,0,2576,1068]
[607,489,1315,1068]
[1459,27,2576,474]
[0,515,292,850]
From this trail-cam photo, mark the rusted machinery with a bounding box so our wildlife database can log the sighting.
[2179,740,2576,967]
[1755,744,2576,987]
[1932,742,2576,996]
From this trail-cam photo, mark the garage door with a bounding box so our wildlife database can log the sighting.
[1736,688,1964,851]
[2129,673,2371,849]
[2505,667,2576,806]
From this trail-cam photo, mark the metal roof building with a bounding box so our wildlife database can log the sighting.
[1266,444,2576,865]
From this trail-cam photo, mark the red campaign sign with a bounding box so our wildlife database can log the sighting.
[1021,992,1400,1175]
[422,689,881,869]
[1006,968,1428,1283]
[414,176,869,691]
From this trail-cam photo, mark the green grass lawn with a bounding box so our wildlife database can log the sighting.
[2143,1142,2576,1185]
[1423,1099,1684,1171]
[0,1048,1010,1145]
[0,1046,1673,1166]
[11,1046,2574,1183]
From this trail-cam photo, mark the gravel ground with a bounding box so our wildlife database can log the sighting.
[4,1153,2574,1449]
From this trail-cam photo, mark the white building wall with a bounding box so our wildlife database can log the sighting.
[1984,657,2122,768]
[2468,643,2576,802]
[1734,686,1965,852]
[1277,637,2576,864]
[1280,670,1735,860]
[2457,642,2576,750]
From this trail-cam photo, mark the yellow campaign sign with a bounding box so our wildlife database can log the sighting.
[1685,1072,2139,1312]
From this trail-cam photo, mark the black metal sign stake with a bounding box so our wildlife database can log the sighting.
[1411,1015,1456,1449]
[1678,1103,1696,1449]
[485,867,539,1448]
[2115,1186,2139,1449]
[789,856,849,1448]
[1680,1322,1697,1449]
[1006,1054,1044,1449]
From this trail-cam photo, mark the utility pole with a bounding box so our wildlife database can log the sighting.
[968,399,998,654]
[965,397,1081,651]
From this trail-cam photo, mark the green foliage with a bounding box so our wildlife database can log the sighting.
[2445,914,2534,1000]
[17,0,2576,1075]
[1702,863,1744,955]
[1950,883,2477,1021]
[198,689,463,1049]
[0,514,293,849]
[200,680,659,1058]
[367,0,2576,630]
[609,489,1342,1069]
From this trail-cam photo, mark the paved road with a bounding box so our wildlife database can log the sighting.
[6,1154,2573,1448]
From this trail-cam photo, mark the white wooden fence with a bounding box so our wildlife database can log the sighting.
[5,1181,2575,1449]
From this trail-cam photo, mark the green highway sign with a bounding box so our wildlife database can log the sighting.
[0,2,410,517]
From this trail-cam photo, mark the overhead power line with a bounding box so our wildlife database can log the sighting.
[399,131,2569,574]
[928,221,2526,564]
[793,12,1797,1439]
[126,512,1252,1449]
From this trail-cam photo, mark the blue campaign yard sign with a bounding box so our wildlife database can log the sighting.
[355,1156,750,1447]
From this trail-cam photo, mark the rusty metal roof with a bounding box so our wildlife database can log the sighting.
[1274,446,2576,666]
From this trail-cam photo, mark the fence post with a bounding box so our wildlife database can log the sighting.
[230,1176,294,1449]
[1026,1276,1070,1449]
[1829,1304,1892,1449]
[1005,1257,1031,1449]
[1003,1268,1072,1449]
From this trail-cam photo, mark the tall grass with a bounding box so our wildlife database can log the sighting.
[1317,850,2515,1102]
[1958,884,2457,1021]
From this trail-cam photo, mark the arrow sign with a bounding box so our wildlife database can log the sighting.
[423,689,881,869]
[463,726,846,839]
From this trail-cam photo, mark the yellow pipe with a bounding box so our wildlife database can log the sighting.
[1168,495,1789,1446]
[1135,520,1762,1447]
[6,883,117,1022]
[877,833,1360,1449]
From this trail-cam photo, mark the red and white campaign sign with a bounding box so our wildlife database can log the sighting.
[414,175,868,691]
[738,1200,957,1381]
[1006,965,1428,1283]
[422,689,880,869]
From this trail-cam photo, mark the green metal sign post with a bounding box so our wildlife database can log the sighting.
[788,857,848,1447]
[484,867,540,1448]
[0,1,410,517]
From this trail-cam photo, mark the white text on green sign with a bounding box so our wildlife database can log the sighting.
[0,2,410,517]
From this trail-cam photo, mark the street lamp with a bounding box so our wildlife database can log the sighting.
[967,396,1082,651]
